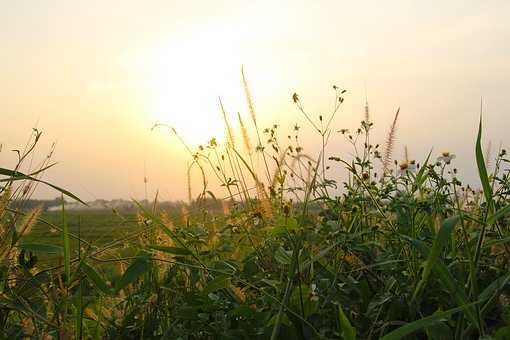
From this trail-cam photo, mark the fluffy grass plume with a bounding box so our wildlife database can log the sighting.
[382,107,400,172]
[219,97,235,149]
[238,112,252,156]
[241,66,257,126]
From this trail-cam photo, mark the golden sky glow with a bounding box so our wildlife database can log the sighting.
[3,0,510,200]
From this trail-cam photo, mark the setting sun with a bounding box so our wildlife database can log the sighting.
[133,29,250,145]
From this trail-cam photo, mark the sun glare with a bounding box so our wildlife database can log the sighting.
[138,30,247,146]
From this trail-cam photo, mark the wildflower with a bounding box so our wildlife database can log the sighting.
[380,198,391,205]
[437,151,456,164]
[338,128,349,134]
[310,283,319,302]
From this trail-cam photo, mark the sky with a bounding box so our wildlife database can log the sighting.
[2,0,510,201]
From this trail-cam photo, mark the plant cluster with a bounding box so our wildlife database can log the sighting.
[2,76,510,339]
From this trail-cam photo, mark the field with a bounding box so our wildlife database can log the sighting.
[20,211,140,273]
[2,87,510,340]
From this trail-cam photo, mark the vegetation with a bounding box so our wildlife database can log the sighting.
[2,79,510,339]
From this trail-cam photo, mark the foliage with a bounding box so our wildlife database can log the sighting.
[2,86,510,340]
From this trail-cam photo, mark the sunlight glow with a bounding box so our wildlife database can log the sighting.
[137,29,249,146]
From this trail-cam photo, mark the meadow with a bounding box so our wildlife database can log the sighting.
[2,80,510,340]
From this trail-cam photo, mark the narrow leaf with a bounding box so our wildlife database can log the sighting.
[380,303,479,340]
[81,262,112,295]
[115,256,150,292]
[338,304,356,340]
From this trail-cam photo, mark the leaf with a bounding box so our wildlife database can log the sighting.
[289,284,317,319]
[338,304,356,340]
[412,149,432,194]
[81,262,112,295]
[412,216,459,301]
[405,235,479,328]
[488,204,510,225]
[203,276,231,295]
[0,167,86,204]
[380,303,479,340]
[479,273,510,311]
[148,245,192,256]
[115,256,150,292]
[18,243,63,254]
[62,197,71,285]
[476,116,493,211]
[274,247,292,265]
[483,236,510,249]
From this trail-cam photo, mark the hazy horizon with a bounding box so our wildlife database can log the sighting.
[3,0,510,202]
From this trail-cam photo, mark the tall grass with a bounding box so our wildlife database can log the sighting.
[2,74,510,339]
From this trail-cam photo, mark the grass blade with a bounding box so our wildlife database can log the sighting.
[412,216,459,301]
[380,302,479,340]
[81,262,112,295]
[115,255,150,293]
[62,196,71,285]
[338,304,356,340]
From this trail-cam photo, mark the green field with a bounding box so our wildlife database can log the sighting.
[20,211,141,271]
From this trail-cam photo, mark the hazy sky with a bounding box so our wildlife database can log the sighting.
[2,0,510,201]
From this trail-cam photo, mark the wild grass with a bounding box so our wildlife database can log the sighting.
[1,74,510,339]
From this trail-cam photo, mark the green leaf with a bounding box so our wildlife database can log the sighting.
[274,247,292,265]
[289,284,317,318]
[0,167,86,204]
[412,216,459,301]
[483,236,510,249]
[81,262,112,295]
[115,256,150,292]
[62,197,71,285]
[18,243,63,254]
[405,235,479,328]
[479,273,510,312]
[148,245,192,256]
[488,204,510,225]
[475,116,493,211]
[338,304,356,340]
[203,276,231,295]
[380,303,479,340]
[412,149,432,194]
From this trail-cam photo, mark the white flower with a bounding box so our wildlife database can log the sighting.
[437,151,456,164]
[399,160,417,175]
[310,283,319,302]
[380,198,392,205]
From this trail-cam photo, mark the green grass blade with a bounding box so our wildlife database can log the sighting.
[404,235,479,329]
[380,302,479,340]
[18,243,63,254]
[475,115,493,211]
[488,204,510,225]
[203,276,231,295]
[0,167,86,205]
[148,245,192,256]
[338,304,356,340]
[412,216,459,301]
[115,256,150,293]
[62,196,71,285]
[412,149,432,193]
[479,273,510,312]
[81,262,112,295]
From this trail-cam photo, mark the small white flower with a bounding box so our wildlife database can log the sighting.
[437,151,456,164]
[380,198,392,205]
[310,283,319,302]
